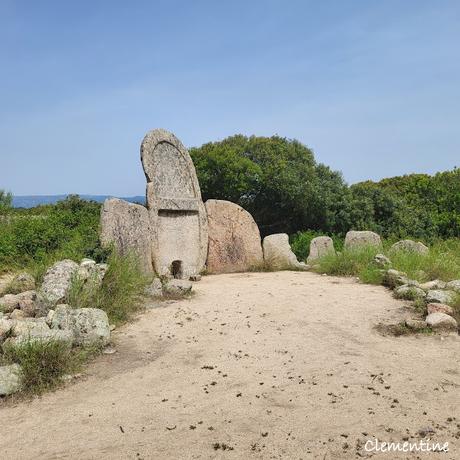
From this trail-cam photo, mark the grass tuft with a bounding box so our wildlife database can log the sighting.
[67,250,151,325]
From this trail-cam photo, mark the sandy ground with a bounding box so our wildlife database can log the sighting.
[0,271,459,460]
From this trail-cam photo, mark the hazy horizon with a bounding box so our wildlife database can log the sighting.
[1,1,459,196]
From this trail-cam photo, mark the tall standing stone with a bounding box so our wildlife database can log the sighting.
[141,129,208,279]
[205,200,263,274]
[100,198,153,273]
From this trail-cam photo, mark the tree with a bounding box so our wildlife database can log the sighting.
[0,190,12,213]
[190,135,349,235]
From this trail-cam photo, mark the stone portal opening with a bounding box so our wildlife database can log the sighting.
[171,260,183,279]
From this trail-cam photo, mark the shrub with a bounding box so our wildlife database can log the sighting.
[67,251,150,324]
[0,195,104,277]
[2,340,75,395]
[314,245,381,280]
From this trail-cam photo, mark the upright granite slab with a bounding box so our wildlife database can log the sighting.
[205,200,263,273]
[141,129,208,279]
[100,198,153,273]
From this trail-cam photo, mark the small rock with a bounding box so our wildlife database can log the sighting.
[374,254,391,268]
[37,260,79,311]
[11,317,50,337]
[0,364,22,395]
[426,312,458,331]
[45,309,55,326]
[163,279,193,296]
[10,309,26,320]
[426,303,454,316]
[189,274,202,282]
[0,291,37,314]
[383,269,409,288]
[109,324,116,331]
[103,347,117,355]
[0,318,13,341]
[446,280,460,293]
[145,278,163,298]
[419,280,447,291]
[426,290,456,305]
[405,318,427,330]
[394,285,426,300]
[51,305,110,346]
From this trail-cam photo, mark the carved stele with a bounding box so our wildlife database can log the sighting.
[141,129,208,278]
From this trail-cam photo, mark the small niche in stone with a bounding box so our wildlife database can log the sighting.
[171,260,183,279]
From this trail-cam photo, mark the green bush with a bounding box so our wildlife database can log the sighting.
[0,195,105,279]
[314,245,381,282]
[2,340,75,395]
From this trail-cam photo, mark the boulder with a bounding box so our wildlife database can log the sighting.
[0,291,37,314]
[263,234,306,270]
[344,231,382,250]
[427,303,454,316]
[426,312,458,331]
[6,272,35,294]
[5,317,74,348]
[0,364,22,396]
[446,280,460,293]
[100,198,153,273]
[383,269,409,288]
[405,318,428,330]
[10,309,26,320]
[51,305,110,346]
[374,254,391,268]
[0,318,13,341]
[426,290,456,305]
[391,240,429,255]
[205,200,263,273]
[38,260,79,310]
[394,285,426,300]
[6,329,74,349]
[145,278,163,298]
[307,236,335,263]
[419,280,447,291]
[163,279,193,296]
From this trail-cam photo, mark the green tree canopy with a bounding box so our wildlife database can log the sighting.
[190,135,349,235]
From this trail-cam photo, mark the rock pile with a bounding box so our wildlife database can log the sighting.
[0,258,111,396]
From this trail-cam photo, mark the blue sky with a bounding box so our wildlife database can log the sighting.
[1,0,459,196]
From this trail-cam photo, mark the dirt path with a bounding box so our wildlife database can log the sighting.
[0,272,459,459]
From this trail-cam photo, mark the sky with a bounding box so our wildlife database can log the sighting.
[1,0,459,196]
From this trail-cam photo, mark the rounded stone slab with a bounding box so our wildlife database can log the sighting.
[391,240,429,255]
[344,231,382,250]
[307,236,335,263]
[100,198,153,273]
[205,200,263,274]
[141,129,208,278]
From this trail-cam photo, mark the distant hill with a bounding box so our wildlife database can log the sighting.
[12,195,145,208]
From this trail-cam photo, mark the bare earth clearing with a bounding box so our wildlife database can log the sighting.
[0,272,459,459]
